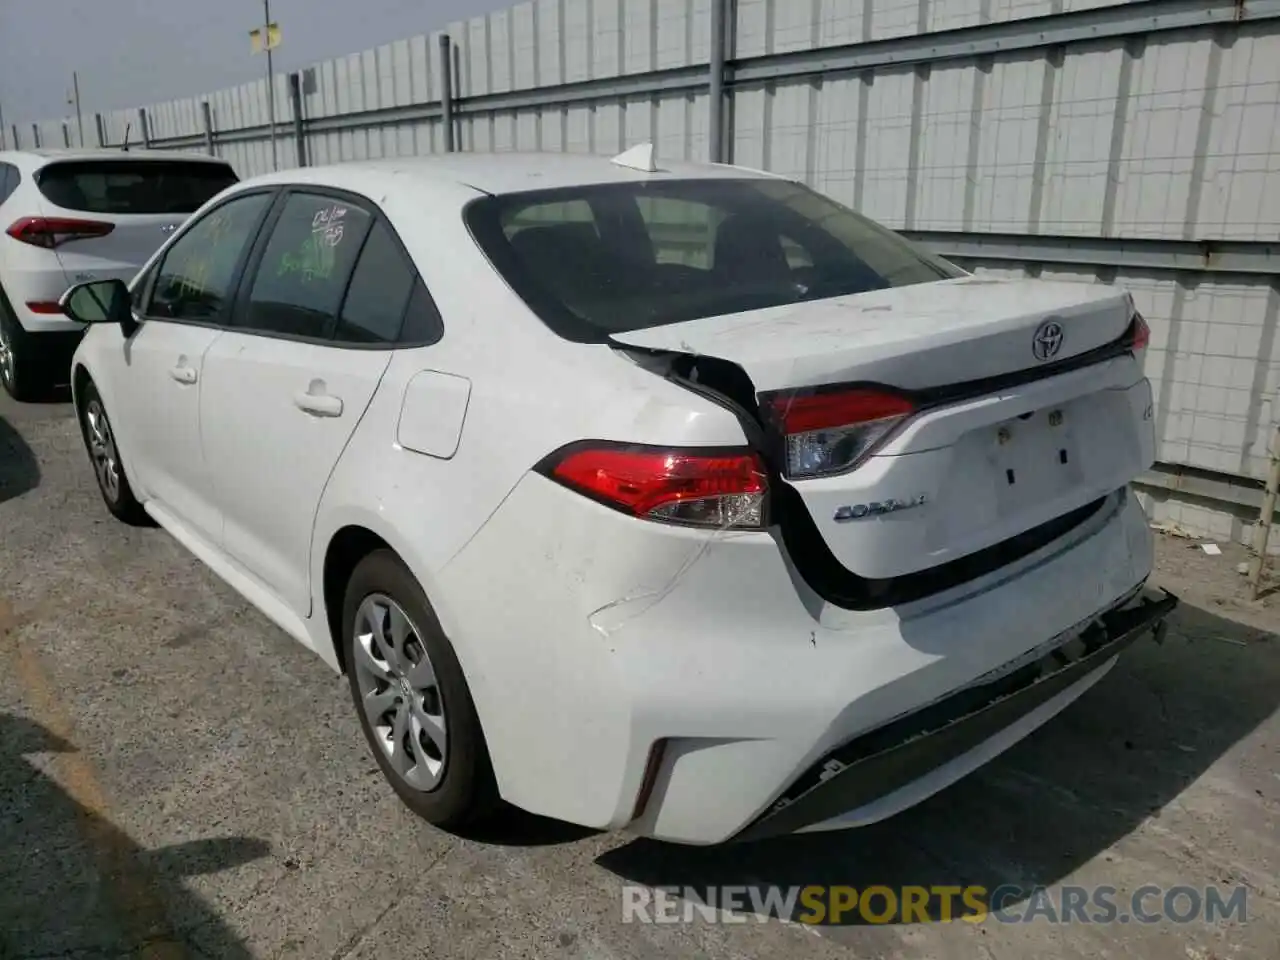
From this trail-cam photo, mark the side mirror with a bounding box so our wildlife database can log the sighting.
[59,279,138,338]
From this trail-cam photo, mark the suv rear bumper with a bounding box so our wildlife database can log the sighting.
[18,327,84,383]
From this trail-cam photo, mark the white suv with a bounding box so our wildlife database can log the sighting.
[61,150,1175,845]
[0,149,237,399]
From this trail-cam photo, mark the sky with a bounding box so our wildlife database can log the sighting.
[0,0,506,125]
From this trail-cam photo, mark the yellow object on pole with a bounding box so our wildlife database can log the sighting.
[249,0,281,173]
[249,23,282,53]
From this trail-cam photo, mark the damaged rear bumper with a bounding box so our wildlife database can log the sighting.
[732,588,1177,842]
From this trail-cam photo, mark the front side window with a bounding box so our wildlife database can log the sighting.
[466,178,962,341]
[242,193,372,339]
[147,191,272,323]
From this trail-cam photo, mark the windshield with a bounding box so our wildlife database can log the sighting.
[465,177,963,341]
[37,160,239,215]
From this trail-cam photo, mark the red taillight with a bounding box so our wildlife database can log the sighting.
[763,387,915,480]
[1127,311,1151,351]
[764,389,914,434]
[5,216,115,249]
[542,443,768,529]
[25,301,64,314]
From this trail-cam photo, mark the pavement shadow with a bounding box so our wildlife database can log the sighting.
[0,415,39,504]
[0,712,270,957]
[464,805,600,847]
[597,599,1280,925]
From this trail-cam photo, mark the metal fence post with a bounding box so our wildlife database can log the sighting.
[709,0,728,163]
[138,108,151,148]
[94,113,105,147]
[10,125,18,149]
[201,101,216,155]
[288,72,307,167]
[439,33,455,153]
[31,124,40,148]
[62,122,70,147]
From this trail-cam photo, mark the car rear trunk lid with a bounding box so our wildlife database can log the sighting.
[612,277,1154,586]
[610,276,1135,392]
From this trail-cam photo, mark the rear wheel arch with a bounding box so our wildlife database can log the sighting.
[317,518,500,752]
[322,525,394,674]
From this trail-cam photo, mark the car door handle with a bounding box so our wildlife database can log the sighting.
[169,365,198,385]
[294,392,343,418]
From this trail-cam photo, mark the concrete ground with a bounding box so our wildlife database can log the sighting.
[1,389,1276,960]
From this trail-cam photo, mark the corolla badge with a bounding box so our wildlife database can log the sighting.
[1032,319,1064,361]
[833,494,928,522]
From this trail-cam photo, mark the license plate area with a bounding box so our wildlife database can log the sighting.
[989,404,1085,511]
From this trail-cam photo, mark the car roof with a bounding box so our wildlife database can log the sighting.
[0,148,230,168]
[239,150,782,198]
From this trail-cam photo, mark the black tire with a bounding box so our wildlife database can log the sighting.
[76,379,150,525]
[0,288,46,402]
[343,549,498,830]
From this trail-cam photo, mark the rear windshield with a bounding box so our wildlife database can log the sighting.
[36,160,238,215]
[464,178,963,341]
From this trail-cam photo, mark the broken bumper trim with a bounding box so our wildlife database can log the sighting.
[732,588,1179,842]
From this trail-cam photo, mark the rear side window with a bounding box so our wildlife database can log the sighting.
[399,280,445,346]
[335,220,416,344]
[465,178,962,341]
[242,192,372,339]
[36,160,238,215]
[0,163,18,206]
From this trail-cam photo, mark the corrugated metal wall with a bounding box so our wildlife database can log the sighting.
[17,0,1280,546]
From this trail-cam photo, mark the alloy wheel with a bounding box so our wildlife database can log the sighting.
[352,593,448,791]
[84,399,121,503]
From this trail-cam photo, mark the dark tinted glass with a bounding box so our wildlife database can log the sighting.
[466,178,962,341]
[335,220,415,344]
[399,279,444,346]
[37,160,238,214]
[0,164,17,205]
[149,192,272,323]
[244,193,372,339]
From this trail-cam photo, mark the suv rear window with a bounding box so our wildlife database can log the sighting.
[464,178,962,342]
[36,160,238,215]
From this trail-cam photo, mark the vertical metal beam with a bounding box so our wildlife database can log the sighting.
[1249,423,1280,598]
[31,124,40,148]
[708,0,727,162]
[62,122,70,147]
[72,71,84,147]
[288,72,307,167]
[94,113,105,148]
[138,108,151,149]
[11,124,19,149]
[201,101,215,155]
[440,33,455,152]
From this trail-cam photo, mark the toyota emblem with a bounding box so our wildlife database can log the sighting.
[1032,319,1064,362]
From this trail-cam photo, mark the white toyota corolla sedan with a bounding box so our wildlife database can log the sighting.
[61,146,1175,845]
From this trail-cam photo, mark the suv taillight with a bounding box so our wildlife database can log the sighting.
[5,216,115,249]
[538,442,768,529]
[1126,311,1151,351]
[762,387,915,480]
